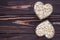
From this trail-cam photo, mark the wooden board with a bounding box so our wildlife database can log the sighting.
[0,0,60,40]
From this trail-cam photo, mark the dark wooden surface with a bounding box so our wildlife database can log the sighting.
[0,0,60,40]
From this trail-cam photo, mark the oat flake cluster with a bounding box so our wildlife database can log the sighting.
[34,1,53,19]
[36,20,55,39]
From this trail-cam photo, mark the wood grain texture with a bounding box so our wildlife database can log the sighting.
[0,0,60,40]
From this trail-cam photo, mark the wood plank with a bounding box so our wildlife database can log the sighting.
[0,22,60,34]
[0,34,60,40]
